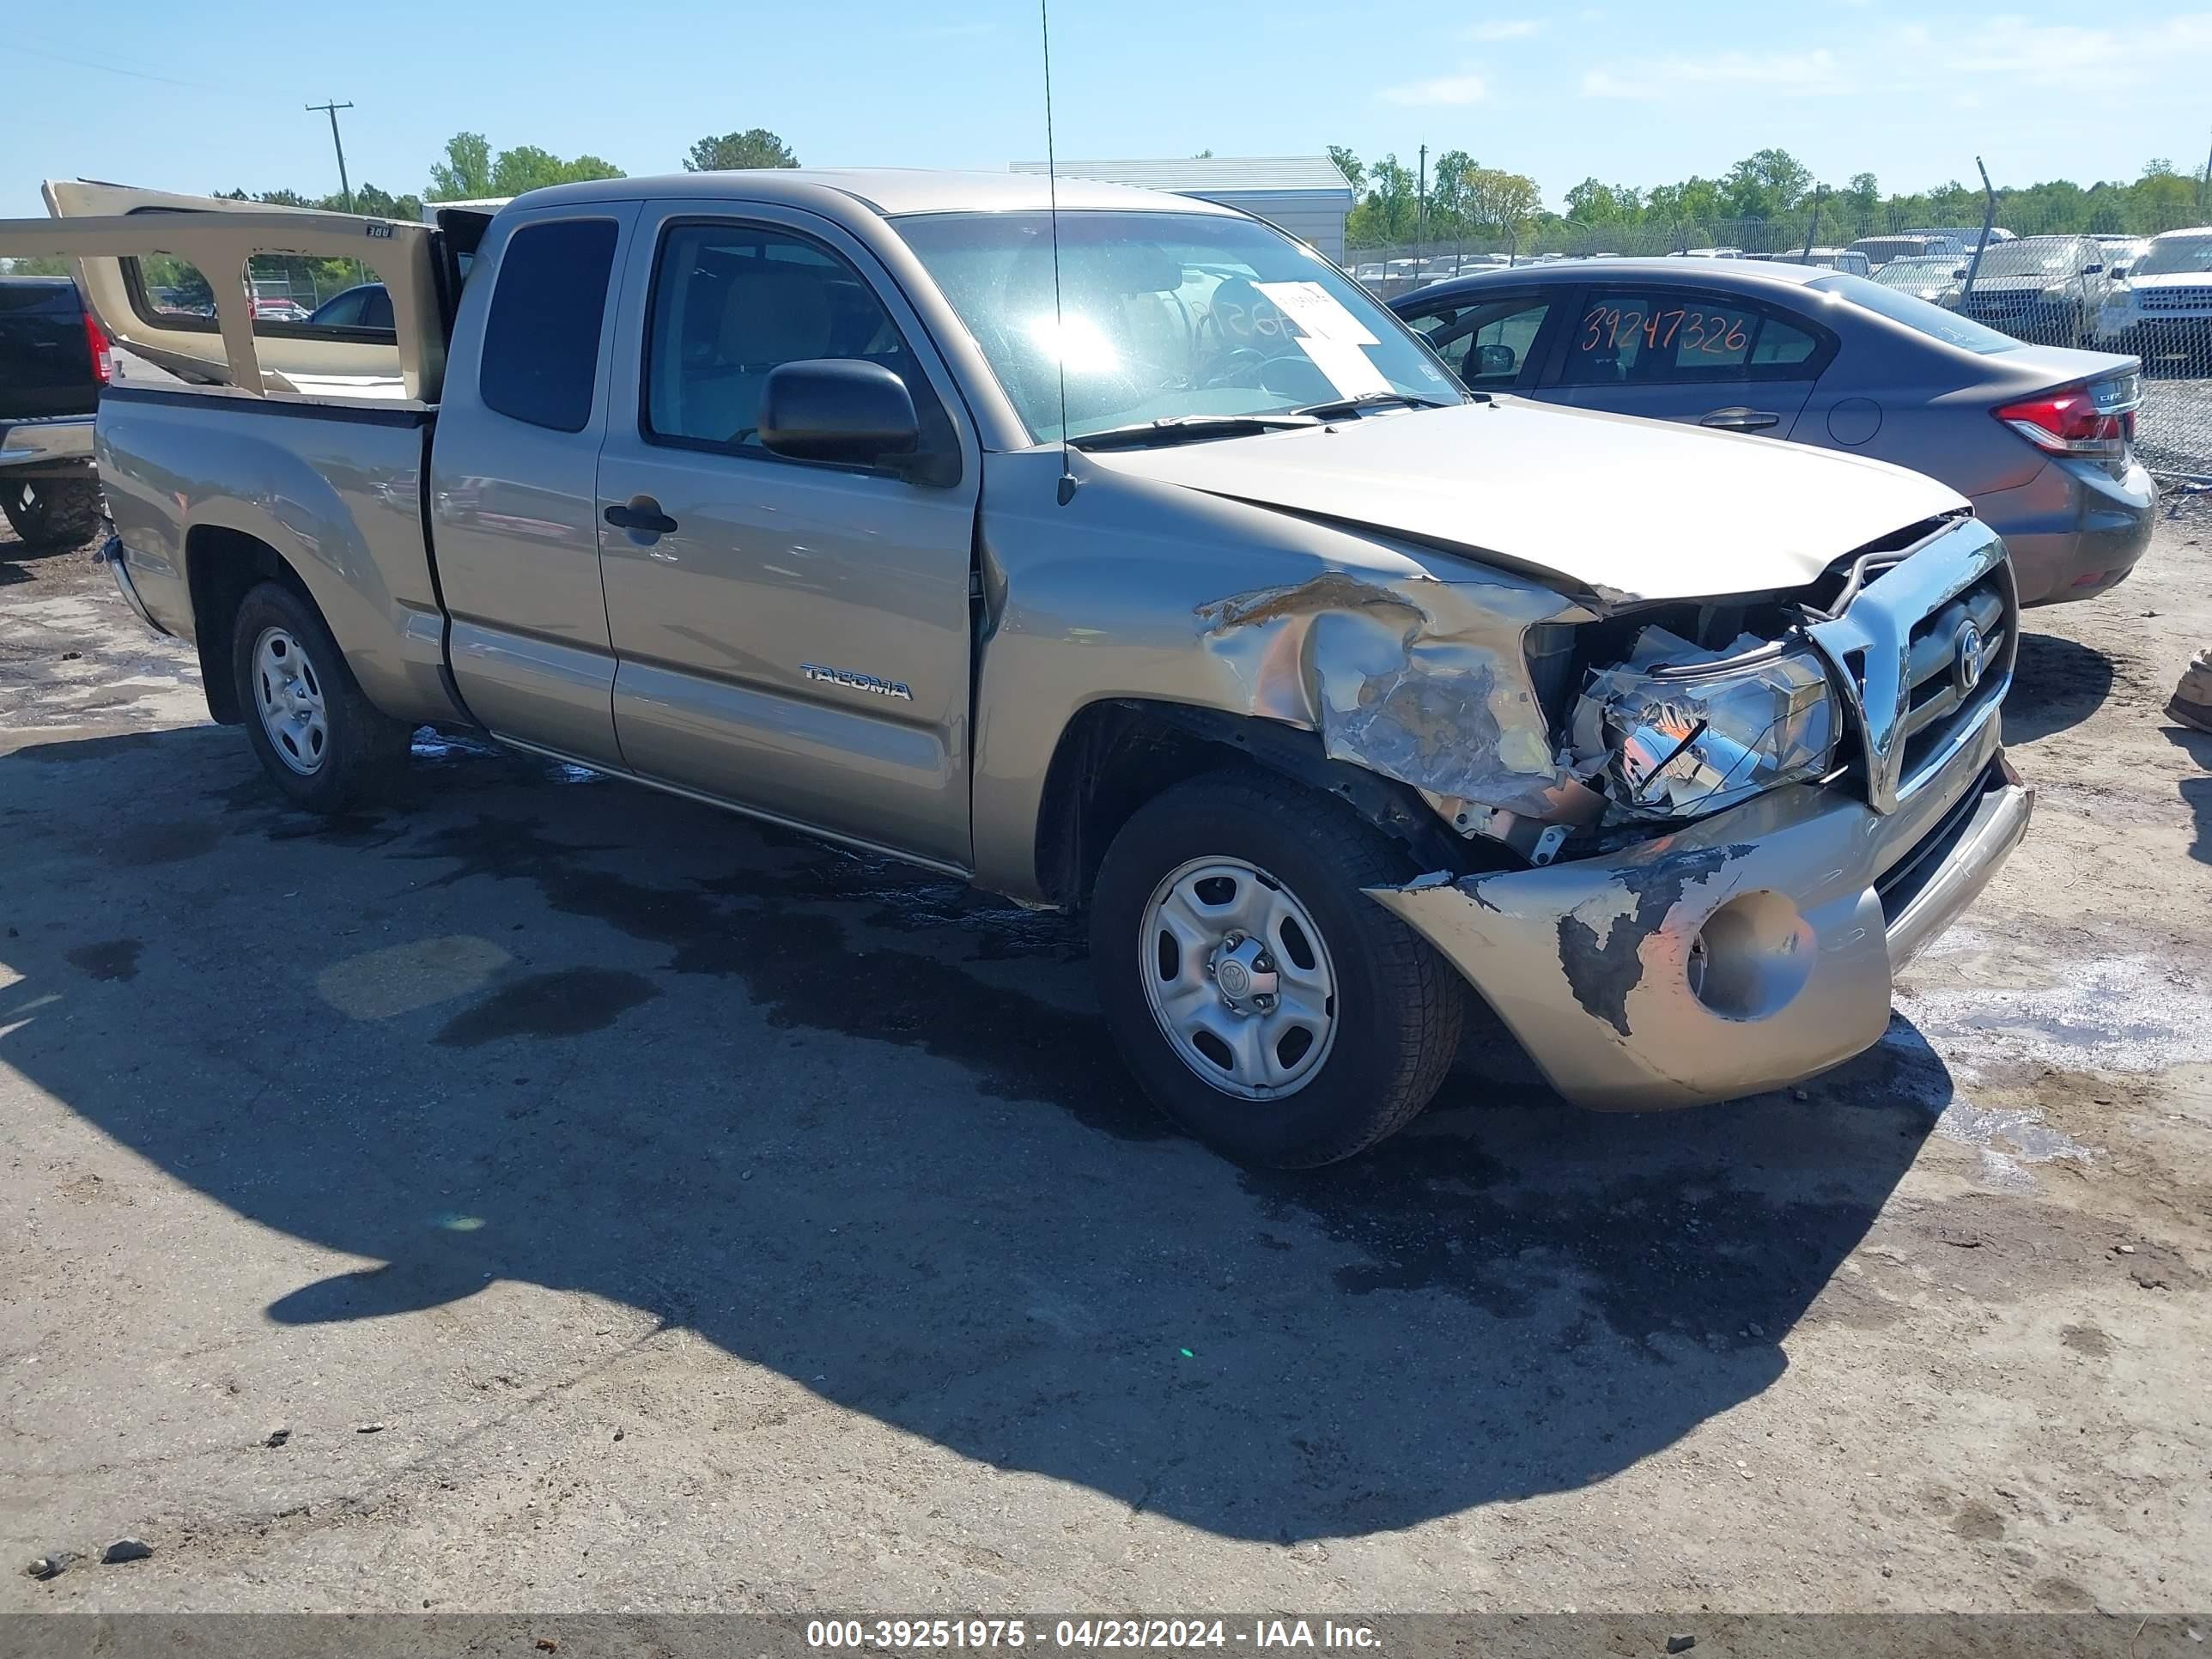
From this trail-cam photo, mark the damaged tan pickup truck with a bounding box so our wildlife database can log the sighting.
[4,172,2032,1165]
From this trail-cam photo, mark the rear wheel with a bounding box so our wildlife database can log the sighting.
[1091,770,1466,1168]
[2,476,102,551]
[230,580,410,811]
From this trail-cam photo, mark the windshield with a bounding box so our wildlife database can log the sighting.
[1972,240,2085,277]
[891,210,1461,443]
[1870,258,1960,289]
[2137,234,2212,276]
[1812,272,2021,354]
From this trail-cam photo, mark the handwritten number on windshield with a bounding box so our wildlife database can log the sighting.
[1580,305,1748,356]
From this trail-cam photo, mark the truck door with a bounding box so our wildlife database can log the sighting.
[592,202,982,870]
[428,202,641,767]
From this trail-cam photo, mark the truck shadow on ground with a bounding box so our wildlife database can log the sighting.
[3,724,1954,1542]
[2002,630,2115,744]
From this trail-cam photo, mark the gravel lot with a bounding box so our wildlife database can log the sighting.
[2,501,2208,1617]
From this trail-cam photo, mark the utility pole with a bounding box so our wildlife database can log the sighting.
[307,100,356,215]
[307,99,361,289]
[1416,143,1427,258]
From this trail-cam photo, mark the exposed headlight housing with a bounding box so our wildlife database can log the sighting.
[1571,636,1839,822]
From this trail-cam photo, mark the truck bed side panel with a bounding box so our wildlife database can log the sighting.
[99,387,461,727]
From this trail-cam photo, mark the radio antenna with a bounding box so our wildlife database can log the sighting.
[1040,0,1077,505]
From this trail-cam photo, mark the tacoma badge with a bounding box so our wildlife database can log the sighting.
[800,663,915,702]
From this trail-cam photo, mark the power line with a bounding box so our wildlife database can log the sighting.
[13,40,226,94]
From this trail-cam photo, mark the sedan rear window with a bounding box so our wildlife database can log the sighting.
[1809,272,2021,356]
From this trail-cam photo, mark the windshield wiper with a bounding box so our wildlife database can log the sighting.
[1289,391,1468,420]
[1069,412,1320,451]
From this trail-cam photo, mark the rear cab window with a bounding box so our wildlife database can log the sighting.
[1559,289,1826,386]
[478,218,620,432]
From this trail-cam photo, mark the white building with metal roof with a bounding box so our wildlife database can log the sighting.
[1009,156,1356,260]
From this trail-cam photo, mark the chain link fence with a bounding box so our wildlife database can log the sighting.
[1352,209,2212,489]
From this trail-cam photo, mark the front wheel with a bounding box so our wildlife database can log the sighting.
[3,475,102,551]
[1091,771,1466,1168]
[231,580,410,811]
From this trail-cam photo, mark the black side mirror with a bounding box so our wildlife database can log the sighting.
[759,359,920,469]
[1473,343,1516,379]
[2083,262,2103,275]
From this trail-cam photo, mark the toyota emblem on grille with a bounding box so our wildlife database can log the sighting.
[1953,620,1987,696]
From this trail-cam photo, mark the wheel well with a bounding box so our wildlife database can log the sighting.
[1032,700,1477,909]
[186,526,314,725]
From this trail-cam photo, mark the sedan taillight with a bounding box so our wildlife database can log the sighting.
[1994,375,2137,458]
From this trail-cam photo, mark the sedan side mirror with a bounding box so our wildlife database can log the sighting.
[1473,343,1517,379]
[760,359,920,469]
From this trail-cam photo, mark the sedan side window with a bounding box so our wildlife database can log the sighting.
[1408,295,1550,389]
[1560,290,1820,386]
[644,222,928,459]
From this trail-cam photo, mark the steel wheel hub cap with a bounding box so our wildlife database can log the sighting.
[252,626,330,776]
[1139,857,1339,1100]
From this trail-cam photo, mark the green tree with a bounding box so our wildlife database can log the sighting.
[1564,178,1641,224]
[1721,148,1812,220]
[1838,171,1881,233]
[489,145,625,196]
[1462,166,1541,238]
[1326,145,1365,193]
[427,132,494,200]
[684,128,800,171]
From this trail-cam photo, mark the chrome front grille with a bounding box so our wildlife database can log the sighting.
[2139,287,2212,313]
[1898,571,2008,781]
[1808,517,2016,813]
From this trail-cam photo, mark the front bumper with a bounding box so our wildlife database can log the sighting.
[1368,714,2032,1109]
[0,414,94,476]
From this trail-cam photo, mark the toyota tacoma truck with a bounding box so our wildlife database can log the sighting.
[2,173,2033,1166]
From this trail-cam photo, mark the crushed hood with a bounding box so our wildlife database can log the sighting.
[1083,399,1967,608]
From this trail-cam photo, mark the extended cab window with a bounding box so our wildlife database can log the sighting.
[479,218,619,433]
[1560,289,1821,386]
[643,222,924,459]
[1406,294,1550,390]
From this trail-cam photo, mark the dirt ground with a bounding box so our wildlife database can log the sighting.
[1,499,2208,1618]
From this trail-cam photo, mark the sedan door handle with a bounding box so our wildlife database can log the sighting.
[604,498,678,536]
[1699,406,1781,432]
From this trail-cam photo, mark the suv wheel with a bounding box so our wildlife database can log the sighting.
[3,477,102,551]
[232,580,410,811]
[1091,770,1466,1167]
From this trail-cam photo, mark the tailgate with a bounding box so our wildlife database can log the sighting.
[0,180,449,404]
[0,278,98,419]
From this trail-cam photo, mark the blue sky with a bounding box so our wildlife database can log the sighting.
[7,1,2209,218]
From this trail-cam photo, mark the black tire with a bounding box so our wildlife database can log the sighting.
[230,580,410,811]
[1090,769,1466,1168]
[3,475,102,551]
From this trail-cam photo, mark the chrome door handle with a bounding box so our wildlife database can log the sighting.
[1699,407,1781,431]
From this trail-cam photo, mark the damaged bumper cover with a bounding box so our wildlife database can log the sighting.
[1367,713,2032,1110]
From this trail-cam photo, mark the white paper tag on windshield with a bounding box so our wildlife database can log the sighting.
[1254,281,1380,345]
[1294,336,1393,398]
